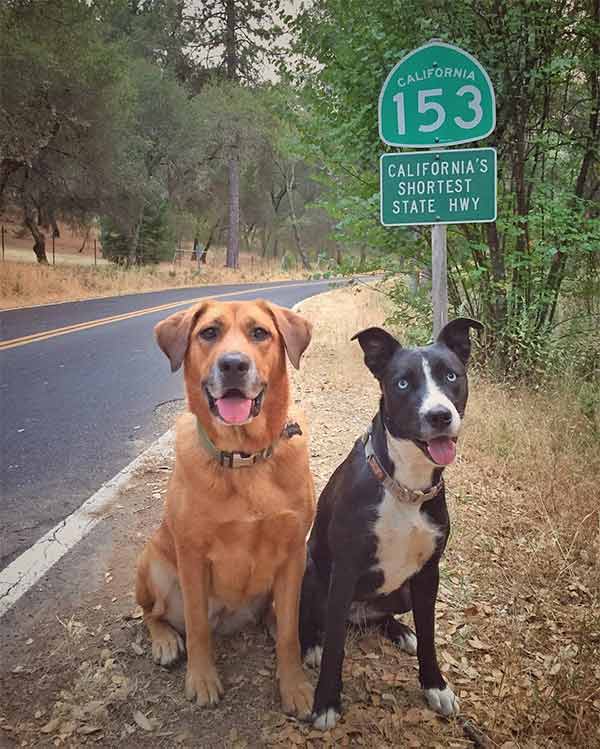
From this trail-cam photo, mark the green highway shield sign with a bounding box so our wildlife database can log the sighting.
[380,148,497,226]
[379,41,495,148]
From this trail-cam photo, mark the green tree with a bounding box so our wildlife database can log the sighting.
[101,200,175,264]
[188,0,285,268]
[0,0,130,263]
[290,0,600,372]
[102,59,207,265]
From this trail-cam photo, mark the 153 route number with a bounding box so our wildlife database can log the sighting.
[392,85,483,136]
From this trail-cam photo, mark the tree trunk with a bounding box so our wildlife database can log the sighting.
[486,221,506,327]
[78,225,90,253]
[260,226,269,257]
[127,207,145,267]
[226,152,240,268]
[202,219,219,264]
[24,203,48,264]
[536,0,600,331]
[225,0,237,80]
[286,164,311,270]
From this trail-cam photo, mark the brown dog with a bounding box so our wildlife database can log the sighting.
[135,299,315,717]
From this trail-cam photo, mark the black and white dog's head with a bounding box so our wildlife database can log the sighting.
[352,319,483,467]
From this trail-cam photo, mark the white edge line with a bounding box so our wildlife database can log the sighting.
[0,428,175,618]
[0,288,334,618]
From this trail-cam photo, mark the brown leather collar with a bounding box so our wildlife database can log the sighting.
[362,428,443,504]
[196,419,302,468]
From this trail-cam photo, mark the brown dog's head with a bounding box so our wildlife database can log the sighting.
[154,299,312,428]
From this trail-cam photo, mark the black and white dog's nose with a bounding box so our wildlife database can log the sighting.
[218,352,251,374]
[425,406,453,429]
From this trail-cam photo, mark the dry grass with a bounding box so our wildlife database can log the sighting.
[0,249,305,310]
[2,247,111,266]
[449,379,600,746]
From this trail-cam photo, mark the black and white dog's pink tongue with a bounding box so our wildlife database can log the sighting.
[215,397,252,424]
[427,437,456,465]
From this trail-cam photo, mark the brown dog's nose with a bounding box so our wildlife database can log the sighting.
[218,352,251,375]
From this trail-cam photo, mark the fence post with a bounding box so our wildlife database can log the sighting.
[94,238,97,267]
[52,232,55,267]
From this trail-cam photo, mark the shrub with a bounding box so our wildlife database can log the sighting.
[100,201,175,265]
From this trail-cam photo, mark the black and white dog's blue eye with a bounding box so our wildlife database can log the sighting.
[446,371,457,382]
[397,379,409,390]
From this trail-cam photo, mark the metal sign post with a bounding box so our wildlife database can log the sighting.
[378,40,496,336]
[431,222,448,336]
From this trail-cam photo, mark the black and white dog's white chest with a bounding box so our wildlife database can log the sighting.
[371,490,440,595]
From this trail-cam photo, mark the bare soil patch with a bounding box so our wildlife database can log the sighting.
[1,283,598,748]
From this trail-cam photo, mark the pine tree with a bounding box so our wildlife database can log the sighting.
[191,0,283,268]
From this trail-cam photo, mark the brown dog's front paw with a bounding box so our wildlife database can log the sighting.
[280,670,314,720]
[185,663,223,707]
[151,626,185,666]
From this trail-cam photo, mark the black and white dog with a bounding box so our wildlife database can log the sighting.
[299,318,483,730]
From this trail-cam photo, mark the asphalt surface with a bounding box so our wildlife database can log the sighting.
[0,278,341,570]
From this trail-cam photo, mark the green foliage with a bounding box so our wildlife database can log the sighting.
[289,0,600,378]
[280,252,296,271]
[383,278,433,347]
[100,201,175,265]
[99,219,130,265]
[0,0,132,261]
[336,253,381,275]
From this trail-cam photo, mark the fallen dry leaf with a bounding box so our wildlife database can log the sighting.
[40,718,61,734]
[133,710,153,732]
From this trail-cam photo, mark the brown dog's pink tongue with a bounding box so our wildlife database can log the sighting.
[427,437,456,465]
[215,397,252,424]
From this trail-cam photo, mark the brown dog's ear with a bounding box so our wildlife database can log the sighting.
[154,302,208,372]
[263,302,312,369]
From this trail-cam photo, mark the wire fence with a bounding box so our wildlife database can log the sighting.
[0,223,105,268]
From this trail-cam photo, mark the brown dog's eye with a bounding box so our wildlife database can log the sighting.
[199,326,218,341]
[251,327,270,342]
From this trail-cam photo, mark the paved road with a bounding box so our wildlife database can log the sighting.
[0,279,340,570]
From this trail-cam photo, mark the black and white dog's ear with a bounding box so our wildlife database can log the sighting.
[351,327,400,379]
[437,318,484,365]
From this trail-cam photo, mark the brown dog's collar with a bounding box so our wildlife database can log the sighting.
[196,419,302,468]
[362,428,443,504]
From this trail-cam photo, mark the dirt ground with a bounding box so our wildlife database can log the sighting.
[1,284,598,748]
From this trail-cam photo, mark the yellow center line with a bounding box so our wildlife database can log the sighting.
[0,280,330,352]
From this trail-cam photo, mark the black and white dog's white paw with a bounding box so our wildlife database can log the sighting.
[379,616,418,656]
[424,685,460,716]
[303,645,323,669]
[312,706,341,730]
[394,626,417,655]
